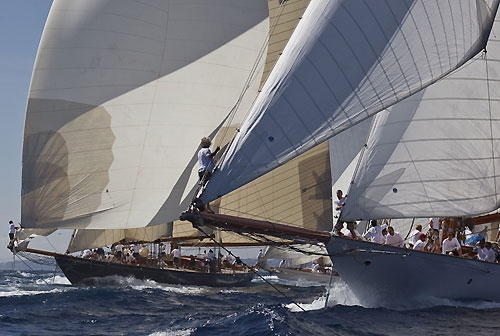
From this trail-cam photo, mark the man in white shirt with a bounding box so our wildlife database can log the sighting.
[384,227,404,247]
[172,247,182,267]
[198,137,220,184]
[8,220,16,241]
[279,259,289,268]
[82,249,92,259]
[429,217,440,231]
[442,231,462,256]
[413,234,427,251]
[363,220,384,244]
[132,244,141,259]
[333,190,356,238]
[476,239,488,261]
[484,242,496,263]
[408,225,423,247]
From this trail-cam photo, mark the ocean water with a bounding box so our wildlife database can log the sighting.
[1,270,500,336]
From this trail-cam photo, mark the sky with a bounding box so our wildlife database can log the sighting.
[0,0,58,261]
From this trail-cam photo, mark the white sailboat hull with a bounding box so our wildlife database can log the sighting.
[326,236,500,306]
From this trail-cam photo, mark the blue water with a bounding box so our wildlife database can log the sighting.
[1,270,500,335]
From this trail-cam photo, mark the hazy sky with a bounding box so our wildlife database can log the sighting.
[0,1,66,262]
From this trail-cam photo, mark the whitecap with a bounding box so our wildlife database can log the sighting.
[35,275,71,285]
[0,287,70,297]
[287,280,361,312]
[86,275,206,295]
[149,328,195,336]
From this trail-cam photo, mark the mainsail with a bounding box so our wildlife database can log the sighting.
[62,0,309,252]
[342,13,500,221]
[22,0,269,231]
[201,0,499,203]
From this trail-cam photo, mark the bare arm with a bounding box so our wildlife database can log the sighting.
[207,146,220,158]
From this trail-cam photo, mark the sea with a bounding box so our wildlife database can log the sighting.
[1,270,500,336]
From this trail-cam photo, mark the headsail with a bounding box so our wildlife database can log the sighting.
[342,12,500,220]
[201,0,499,203]
[22,0,269,231]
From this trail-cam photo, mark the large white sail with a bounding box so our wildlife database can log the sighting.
[22,0,269,231]
[201,0,499,203]
[342,12,500,220]
[329,118,372,199]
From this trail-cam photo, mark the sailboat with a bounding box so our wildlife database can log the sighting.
[12,0,279,286]
[259,244,334,285]
[175,0,500,304]
[13,0,329,287]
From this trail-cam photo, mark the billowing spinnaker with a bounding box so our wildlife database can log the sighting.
[22,0,269,230]
[201,0,499,203]
[341,13,500,220]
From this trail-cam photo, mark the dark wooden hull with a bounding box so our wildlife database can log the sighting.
[55,254,254,287]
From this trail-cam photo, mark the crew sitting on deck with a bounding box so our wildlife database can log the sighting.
[442,230,462,256]
[82,249,92,259]
[279,258,289,268]
[408,224,423,247]
[232,256,243,269]
[384,226,404,247]
[125,252,136,264]
[363,220,385,244]
[484,242,496,263]
[478,240,496,263]
[412,233,427,251]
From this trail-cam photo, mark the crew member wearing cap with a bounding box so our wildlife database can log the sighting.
[413,233,427,251]
[198,137,220,185]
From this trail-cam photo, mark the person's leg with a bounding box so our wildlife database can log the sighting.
[347,222,356,239]
[334,220,344,235]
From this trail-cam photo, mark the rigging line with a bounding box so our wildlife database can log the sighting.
[194,220,306,312]
[44,235,63,254]
[403,218,416,240]
[338,115,378,221]
[485,50,498,206]
[14,253,52,285]
[213,0,288,158]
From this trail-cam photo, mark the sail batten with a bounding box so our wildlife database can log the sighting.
[201,0,499,204]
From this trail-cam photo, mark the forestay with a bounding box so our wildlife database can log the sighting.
[342,12,500,221]
[201,0,499,203]
[22,0,269,231]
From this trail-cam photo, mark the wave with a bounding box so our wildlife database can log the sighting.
[35,275,71,285]
[0,287,70,297]
[149,328,196,336]
[284,279,500,312]
[83,275,208,295]
[286,281,361,312]
[252,274,327,288]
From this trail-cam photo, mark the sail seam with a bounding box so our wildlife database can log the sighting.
[383,0,418,91]
[125,0,172,229]
[485,52,498,205]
